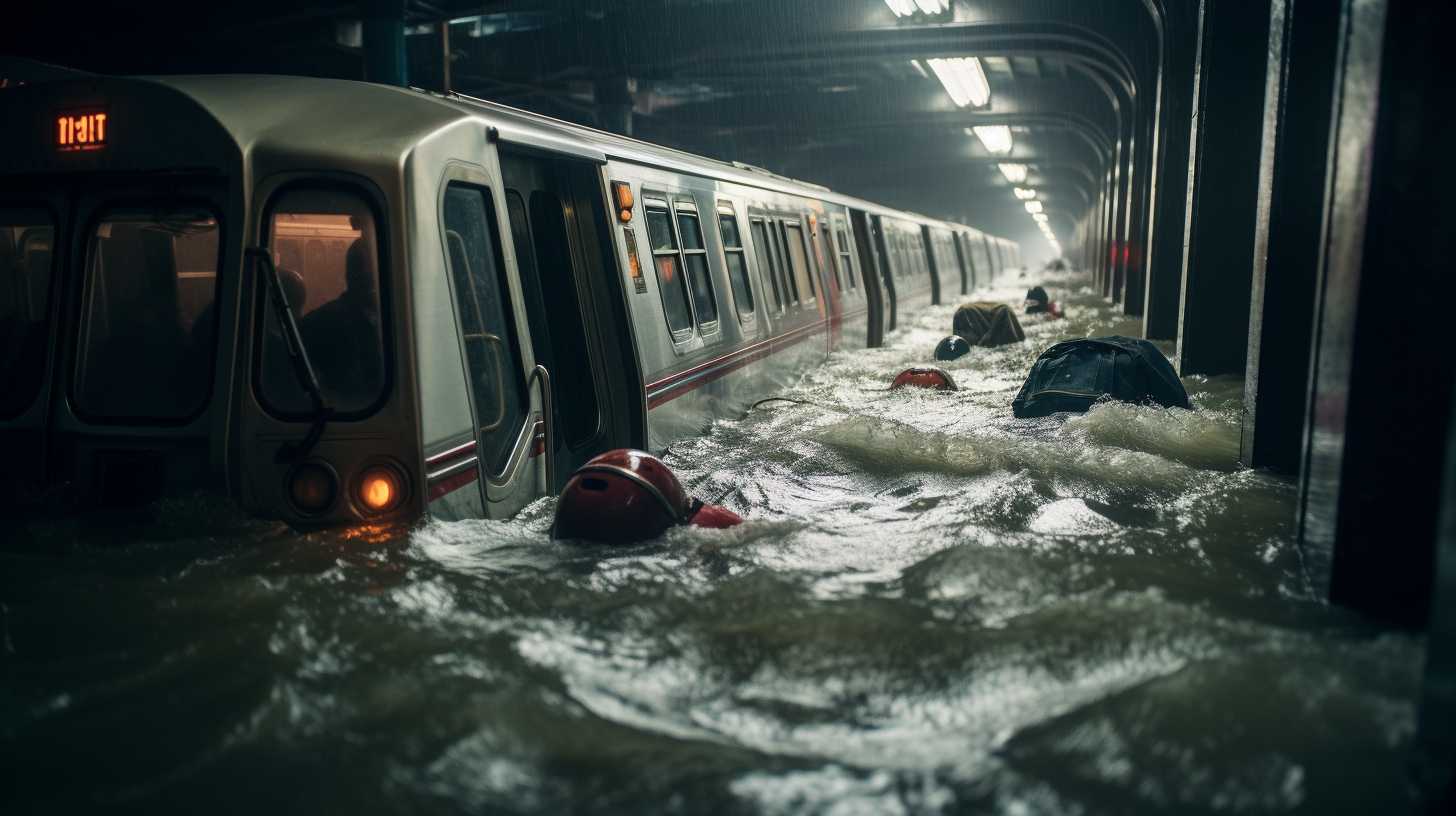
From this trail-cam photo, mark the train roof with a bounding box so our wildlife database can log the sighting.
[3,73,1014,245]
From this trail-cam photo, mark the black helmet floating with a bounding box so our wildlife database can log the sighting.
[935,335,970,361]
[1025,286,1051,314]
[891,366,958,391]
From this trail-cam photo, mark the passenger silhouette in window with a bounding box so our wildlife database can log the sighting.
[298,239,383,406]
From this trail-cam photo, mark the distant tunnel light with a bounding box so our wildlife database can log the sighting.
[999,163,1028,183]
[1024,201,1044,214]
[970,125,1013,154]
[1014,187,1037,200]
[925,57,990,108]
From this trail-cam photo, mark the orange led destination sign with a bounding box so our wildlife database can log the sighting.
[55,111,108,152]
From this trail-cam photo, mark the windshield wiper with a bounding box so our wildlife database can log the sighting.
[245,247,333,463]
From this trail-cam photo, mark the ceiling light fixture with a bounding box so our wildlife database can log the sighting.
[1033,213,1048,223]
[998,163,1028,183]
[1013,187,1037,200]
[1024,201,1043,214]
[970,125,1012,154]
[887,0,950,17]
[924,57,990,107]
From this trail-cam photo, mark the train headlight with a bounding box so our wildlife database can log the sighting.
[356,463,406,515]
[288,462,338,515]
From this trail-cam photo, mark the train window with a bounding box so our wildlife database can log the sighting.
[819,222,843,292]
[773,222,802,305]
[674,205,718,330]
[749,217,783,312]
[718,209,755,320]
[443,183,528,474]
[260,188,385,419]
[835,227,855,290]
[644,200,694,339]
[74,206,220,422]
[0,210,54,419]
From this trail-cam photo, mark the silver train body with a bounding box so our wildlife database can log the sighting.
[0,75,1019,525]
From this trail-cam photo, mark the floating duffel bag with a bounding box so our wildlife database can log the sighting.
[952,301,1026,347]
[1011,336,1192,417]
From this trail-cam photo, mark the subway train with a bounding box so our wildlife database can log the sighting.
[0,75,1019,526]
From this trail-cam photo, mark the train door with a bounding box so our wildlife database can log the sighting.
[499,150,641,491]
[848,209,884,347]
[921,226,943,306]
[871,216,899,331]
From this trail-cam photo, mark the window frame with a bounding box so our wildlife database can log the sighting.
[0,203,60,421]
[72,196,226,426]
[443,181,530,442]
[748,214,785,314]
[253,180,392,423]
[642,193,698,343]
[818,220,843,293]
[774,219,804,306]
[672,196,720,336]
[833,221,856,291]
[716,201,756,326]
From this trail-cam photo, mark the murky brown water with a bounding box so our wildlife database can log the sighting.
[1,272,1424,814]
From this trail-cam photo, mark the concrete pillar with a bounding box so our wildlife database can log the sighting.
[1240,0,1341,474]
[362,0,406,86]
[1174,0,1272,376]
[1303,0,1456,628]
[1142,5,1201,340]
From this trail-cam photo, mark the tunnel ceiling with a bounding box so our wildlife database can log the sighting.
[3,0,1170,259]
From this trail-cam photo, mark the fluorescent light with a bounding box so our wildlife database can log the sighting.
[999,163,1028,183]
[1013,187,1037,200]
[888,0,948,15]
[925,57,989,107]
[1032,213,1048,223]
[1024,201,1043,214]
[970,125,1012,154]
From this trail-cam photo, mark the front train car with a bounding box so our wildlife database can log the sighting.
[0,75,535,527]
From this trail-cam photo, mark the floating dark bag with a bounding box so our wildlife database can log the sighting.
[1012,336,1192,418]
[952,302,1025,348]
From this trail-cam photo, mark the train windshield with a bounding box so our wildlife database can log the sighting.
[0,210,54,418]
[260,189,385,418]
[73,207,220,422]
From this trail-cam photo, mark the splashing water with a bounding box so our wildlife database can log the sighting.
[1,271,1423,814]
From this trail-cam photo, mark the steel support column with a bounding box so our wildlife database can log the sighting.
[1240,0,1341,474]
[1174,0,1272,376]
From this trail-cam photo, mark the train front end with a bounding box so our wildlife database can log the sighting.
[0,77,424,527]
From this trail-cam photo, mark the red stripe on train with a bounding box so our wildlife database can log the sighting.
[427,466,478,500]
[425,439,477,468]
[645,319,828,409]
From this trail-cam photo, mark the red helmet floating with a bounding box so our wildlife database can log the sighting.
[552,449,694,544]
[890,366,958,391]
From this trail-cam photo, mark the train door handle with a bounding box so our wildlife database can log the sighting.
[527,363,555,493]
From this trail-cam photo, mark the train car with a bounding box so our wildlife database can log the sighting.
[0,74,1014,527]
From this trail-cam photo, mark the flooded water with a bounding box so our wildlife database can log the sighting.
[1,272,1425,814]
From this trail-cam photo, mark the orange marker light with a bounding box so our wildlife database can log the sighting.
[612,181,634,222]
[356,464,405,514]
